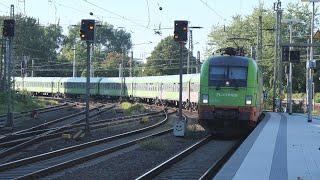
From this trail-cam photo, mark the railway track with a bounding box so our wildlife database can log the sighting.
[0,104,104,142]
[0,109,175,179]
[0,108,164,149]
[0,102,74,127]
[136,136,242,180]
[0,104,111,159]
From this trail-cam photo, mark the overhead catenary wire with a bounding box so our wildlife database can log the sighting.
[82,0,153,31]
[199,0,227,22]
[145,0,151,28]
[55,0,122,21]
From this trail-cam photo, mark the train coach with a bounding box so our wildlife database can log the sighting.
[14,74,200,109]
[14,77,61,96]
[198,48,264,134]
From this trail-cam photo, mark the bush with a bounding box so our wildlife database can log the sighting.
[120,102,146,115]
[0,91,57,115]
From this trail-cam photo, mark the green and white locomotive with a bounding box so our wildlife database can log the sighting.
[198,48,264,133]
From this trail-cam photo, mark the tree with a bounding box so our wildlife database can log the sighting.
[59,22,132,77]
[207,3,317,93]
[0,15,64,78]
[143,36,195,76]
[95,51,129,77]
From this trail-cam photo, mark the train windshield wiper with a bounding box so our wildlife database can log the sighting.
[215,81,222,90]
[233,80,239,90]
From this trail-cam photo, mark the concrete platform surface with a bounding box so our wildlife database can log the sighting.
[215,112,320,180]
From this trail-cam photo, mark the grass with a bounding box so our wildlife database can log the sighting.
[140,116,149,124]
[120,102,146,116]
[139,138,167,151]
[0,91,58,115]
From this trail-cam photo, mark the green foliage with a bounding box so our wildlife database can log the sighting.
[60,22,132,77]
[95,52,129,77]
[120,102,146,115]
[143,36,196,76]
[0,91,57,115]
[140,116,149,124]
[207,3,318,94]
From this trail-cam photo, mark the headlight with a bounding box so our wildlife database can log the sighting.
[202,94,208,104]
[245,95,252,105]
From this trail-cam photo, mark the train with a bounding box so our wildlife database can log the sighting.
[198,48,264,133]
[14,74,200,110]
[14,47,264,134]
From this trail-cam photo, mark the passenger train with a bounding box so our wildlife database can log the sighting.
[14,74,200,110]
[15,47,264,134]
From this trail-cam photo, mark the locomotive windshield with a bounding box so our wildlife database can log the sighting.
[209,66,247,87]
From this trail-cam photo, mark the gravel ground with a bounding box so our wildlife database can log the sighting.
[4,112,164,163]
[0,104,82,134]
[44,114,209,180]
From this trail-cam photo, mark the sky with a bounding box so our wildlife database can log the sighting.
[0,0,303,61]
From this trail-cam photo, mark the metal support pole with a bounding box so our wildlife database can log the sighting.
[196,51,200,74]
[6,4,14,127]
[257,16,262,61]
[288,23,293,115]
[119,63,122,78]
[3,41,6,91]
[307,2,315,122]
[289,62,292,114]
[179,42,183,120]
[72,44,76,77]
[130,51,133,77]
[0,40,4,92]
[273,2,279,112]
[6,37,13,127]
[31,59,34,77]
[85,41,90,133]
[187,30,191,74]
[121,48,125,97]
[20,58,23,77]
[278,7,283,111]
[306,39,309,107]
[90,44,94,77]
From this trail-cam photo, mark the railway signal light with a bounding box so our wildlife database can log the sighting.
[80,19,95,42]
[2,19,15,37]
[174,20,188,42]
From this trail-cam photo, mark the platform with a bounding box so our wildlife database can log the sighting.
[215,112,320,180]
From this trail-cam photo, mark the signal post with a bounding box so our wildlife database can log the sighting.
[3,5,15,128]
[173,20,188,137]
[80,19,95,134]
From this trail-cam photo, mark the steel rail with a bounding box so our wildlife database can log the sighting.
[0,110,173,173]
[0,109,164,148]
[15,129,172,180]
[0,105,110,159]
[136,135,212,180]
[199,137,245,180]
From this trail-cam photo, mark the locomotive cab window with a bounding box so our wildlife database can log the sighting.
[209,64,248,87]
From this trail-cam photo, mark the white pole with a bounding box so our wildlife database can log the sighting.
[308,2,314,122]
[72,44,76,77]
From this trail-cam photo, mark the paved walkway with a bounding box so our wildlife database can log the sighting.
[215,112,320,180]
